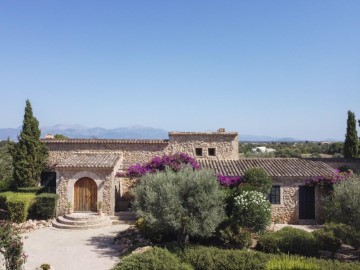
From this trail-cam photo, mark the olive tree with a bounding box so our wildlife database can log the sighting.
[323,175,360,230]
[133,166,225,245]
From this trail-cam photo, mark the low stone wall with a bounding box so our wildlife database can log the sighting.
[307,158,360,173]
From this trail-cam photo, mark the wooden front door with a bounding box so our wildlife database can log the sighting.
[74,177,97,212]
[299,186,315,219]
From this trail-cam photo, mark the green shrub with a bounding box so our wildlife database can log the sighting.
[31,193,59,219]
[112,247,193,270]
[0,180,10,192]
[232,190,271,232]
[322,175,360,230]
[0,192,10,210]
[312,228,341,253]
[256,227,317,256]
[17,186,43,193]
[0,192,35,222]
[177,246,269,270]
[321,223,360,249]
[266,255,320,270]
[242,168,272,195]
[0,220,25,270]
[218,224,252,249]
[133,167,225,244]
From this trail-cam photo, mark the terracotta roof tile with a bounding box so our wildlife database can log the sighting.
[56,153,121,168]
[199,158,335,177]
[43,139,168,144]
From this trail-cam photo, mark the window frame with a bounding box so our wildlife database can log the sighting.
[195,148,203,157]
[268,185,281,205]
[208,148,216,156]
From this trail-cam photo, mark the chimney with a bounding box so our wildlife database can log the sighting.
[45,134,54,139]
[217,128,225,132]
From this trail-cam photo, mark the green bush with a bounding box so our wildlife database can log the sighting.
[232,190,271,232]
[31,193,59,219]
[218,224,252,249]
[0,180,10,192]
[112,247,193,270]
[17,186,44,193]
[312,228,341,253]
[177,246,269,270]
[133,167,225,244]
[256,227,318,257]
[0,192,35,222]
[0,220,25,270]
[242,168,272,195]
[322,175,360,230]
[321,223,360,249]
[266,255,320,270]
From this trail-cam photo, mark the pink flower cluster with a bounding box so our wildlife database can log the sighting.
[117,153,201,177]
[305,169,353,188]
[217,175,242,187]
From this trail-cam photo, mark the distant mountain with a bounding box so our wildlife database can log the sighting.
[240,134,299,142]
[0,125,340,142]
[0,125,169,141]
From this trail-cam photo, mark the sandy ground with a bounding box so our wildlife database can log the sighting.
[22,224,129,270]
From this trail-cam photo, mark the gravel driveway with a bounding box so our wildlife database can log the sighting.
[22,224,129,270]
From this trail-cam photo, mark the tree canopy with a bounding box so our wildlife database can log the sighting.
[343,110,358,158]
[10,100,48,188]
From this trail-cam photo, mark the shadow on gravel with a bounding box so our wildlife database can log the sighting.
[86,232,121,258]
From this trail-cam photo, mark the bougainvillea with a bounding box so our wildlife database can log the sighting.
[305,169,353,193]
[217,175,242,188]
[118,153,201,177]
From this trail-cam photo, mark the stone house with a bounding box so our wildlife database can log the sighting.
[43,129,335,224]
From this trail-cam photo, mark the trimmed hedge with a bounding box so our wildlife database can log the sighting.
[177,246,270,270]
[0,191,58,222]
[256,227,318,257]
[112,247,193,270]
[31,193,59,219]
[17,187,44,193]
[4,193,36,222]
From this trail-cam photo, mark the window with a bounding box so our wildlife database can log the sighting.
[208,148,216,156]
[268,185,281,204]
[195,148,203,156]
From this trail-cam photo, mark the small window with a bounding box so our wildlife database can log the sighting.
[208,148,216,156]
[268,185,281,204]
[195,148,203,156]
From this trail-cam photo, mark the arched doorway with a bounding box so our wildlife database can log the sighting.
[74,177,97,212]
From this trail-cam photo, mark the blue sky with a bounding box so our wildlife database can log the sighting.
[0,1,359,140]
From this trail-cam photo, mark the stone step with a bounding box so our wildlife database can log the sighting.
[52,219,112,230]
[52,212,113,230]
[64,212,103,221]
[57,215,110,226]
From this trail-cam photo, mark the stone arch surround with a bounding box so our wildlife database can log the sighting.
[56,168,115,216]
[69,171,104,211]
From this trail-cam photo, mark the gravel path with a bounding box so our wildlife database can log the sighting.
[22,224,130,270]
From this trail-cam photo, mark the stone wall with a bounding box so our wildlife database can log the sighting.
[308,158,360,173]
[45,131,239,170]
[168,132,239,160]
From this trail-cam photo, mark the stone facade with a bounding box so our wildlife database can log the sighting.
[45,130,336,224]
[45,130,239,217]
[270,177,321,224]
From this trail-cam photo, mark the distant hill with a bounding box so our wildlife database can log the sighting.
[0,125,169,141]
[0,125,340,142]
